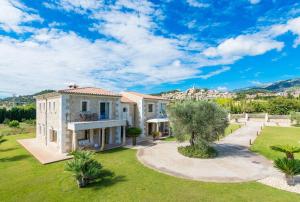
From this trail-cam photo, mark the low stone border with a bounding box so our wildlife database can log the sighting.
[258,175,300,194]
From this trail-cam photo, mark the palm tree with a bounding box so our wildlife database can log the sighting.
[274,158,300,186]
[270,145,300,160]
[65,150,103,188]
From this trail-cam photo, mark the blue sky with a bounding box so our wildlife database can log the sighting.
[0,0,300,97]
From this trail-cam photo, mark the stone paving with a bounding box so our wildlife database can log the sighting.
[18,138,72,164]
[137,122,278,182]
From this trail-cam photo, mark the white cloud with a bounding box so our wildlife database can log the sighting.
[203,35,283,59]
[1,0,300,96]
[198,66,231,79]
[249,0,261,4]
[0,0,42,32]
[186,0,209,8]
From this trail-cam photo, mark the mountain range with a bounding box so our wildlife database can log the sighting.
[1,78,300,106]
[235,78,300,94]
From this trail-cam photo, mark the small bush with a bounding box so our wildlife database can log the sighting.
[3,118,10,125]
[178,145,217,159]
[126,127,142,137]
[8,120,20,128]
[151,131,160,140]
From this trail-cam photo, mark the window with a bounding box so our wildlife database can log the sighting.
[123,107,127,112]
[160,103,166,115]
[50,129,57,142]
[81,101,88,112]
[48,102,51,112]
[39,103,42,111]
[53,102,56,112]
[100,102,110,119]
[148,104,153,112]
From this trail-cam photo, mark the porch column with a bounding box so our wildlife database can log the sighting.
[89,129,94,144]
[72,130,78,151]
[100,128,105,151]
[122,125,126,145]
[156,122,159,132]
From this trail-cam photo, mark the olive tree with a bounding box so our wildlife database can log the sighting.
[167,101,229,157]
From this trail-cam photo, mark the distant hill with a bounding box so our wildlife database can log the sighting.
[0,90,55,106]
[151,89,181,96]
[235,78,300,94]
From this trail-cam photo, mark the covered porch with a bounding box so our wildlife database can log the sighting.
[67,119,126,152]
[146,118,170,137]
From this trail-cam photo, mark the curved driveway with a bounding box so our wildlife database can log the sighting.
[137,122,278,182]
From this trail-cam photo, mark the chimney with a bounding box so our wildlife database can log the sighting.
[68,84,79,89]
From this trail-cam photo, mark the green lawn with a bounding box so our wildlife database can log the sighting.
[0,123,35,136]
[251,126,300,160]
[0,133,299,201]
[224,123,241,137]
[162,124,241,142]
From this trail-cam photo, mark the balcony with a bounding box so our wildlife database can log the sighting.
[67,112,125,131]
[71,112,112,122]
[68,119,126,131]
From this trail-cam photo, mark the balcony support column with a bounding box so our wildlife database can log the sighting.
[100,128,105,151]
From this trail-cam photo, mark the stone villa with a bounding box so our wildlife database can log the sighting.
[34,86,169,154]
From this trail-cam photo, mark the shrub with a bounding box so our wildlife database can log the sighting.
[270,145,300,160]
[274,158,300,186]
[178,144,217,159]
[8,120,20,128]
[65,150,104,188]
[126,127,142,146]
[151,131,160,140]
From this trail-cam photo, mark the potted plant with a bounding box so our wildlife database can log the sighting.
[151,131,160,141]
[126,127,142,146]
[274,158,300,186]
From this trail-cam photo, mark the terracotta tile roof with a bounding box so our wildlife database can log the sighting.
[58,87,121,97]
[125,92,168,100]
[120,96,136,103]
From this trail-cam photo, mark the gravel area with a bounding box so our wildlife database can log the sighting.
[258,175,300,194]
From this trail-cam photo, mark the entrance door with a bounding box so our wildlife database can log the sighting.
[148,123,153,136]
[105,128,110,144]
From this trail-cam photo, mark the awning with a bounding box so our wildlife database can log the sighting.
[146,118,169,123]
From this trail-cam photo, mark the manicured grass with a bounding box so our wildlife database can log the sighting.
[251,126,300,160]
[224,124,241,137]
[0,134,299,201]
[161,136,177,141]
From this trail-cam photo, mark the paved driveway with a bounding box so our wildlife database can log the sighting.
[137,122,278,182]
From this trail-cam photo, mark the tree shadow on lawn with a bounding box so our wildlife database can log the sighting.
[86,169,127,190]
[0,154,30,162]
[100,147,130,154]
[0,147,18,152]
